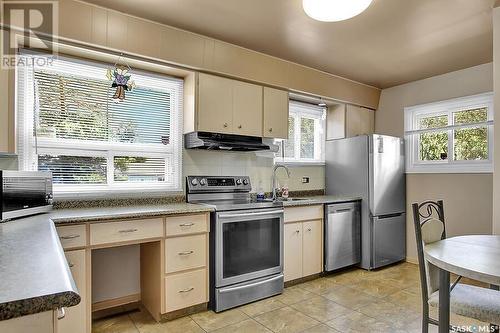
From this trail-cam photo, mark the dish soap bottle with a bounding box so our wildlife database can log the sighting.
[257,180,265,201]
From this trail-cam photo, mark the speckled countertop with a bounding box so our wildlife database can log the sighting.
[50,203,214,225]
[0,196,359,321]
[0,215,80,321]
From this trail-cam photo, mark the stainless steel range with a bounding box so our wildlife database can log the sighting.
[186,175,284,312]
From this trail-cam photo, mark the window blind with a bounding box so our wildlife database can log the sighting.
[17,51,184,195]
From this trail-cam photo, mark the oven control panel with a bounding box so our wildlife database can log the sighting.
[186,176,251,193]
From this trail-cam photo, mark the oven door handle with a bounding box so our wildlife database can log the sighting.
[219,274,284,293]
[218,209,284,219]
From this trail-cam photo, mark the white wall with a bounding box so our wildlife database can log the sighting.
[375,62,494,261]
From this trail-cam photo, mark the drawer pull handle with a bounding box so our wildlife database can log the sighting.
[119,228,138,233]
[178,250,194,256]
[295,230,300,233]
[179,223,195,227]
[57,307,66,320]
[60,234,80,240]
[68,262,74,268]
[179,287,194,293]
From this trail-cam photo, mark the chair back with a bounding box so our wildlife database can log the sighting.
[412,200,446,300]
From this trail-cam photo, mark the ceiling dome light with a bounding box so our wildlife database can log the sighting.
[303,0,373,22]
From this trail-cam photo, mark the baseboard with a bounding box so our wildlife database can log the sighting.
[405,257,418,265]
[92,293,141,312]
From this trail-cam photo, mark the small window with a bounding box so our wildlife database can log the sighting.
[275,101,326,164]
[404,93,493,173]
[16,52,183,196]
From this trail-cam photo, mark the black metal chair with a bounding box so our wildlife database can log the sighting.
[412,200,500,333]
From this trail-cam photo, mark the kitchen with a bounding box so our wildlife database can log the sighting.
[1,1,499,333]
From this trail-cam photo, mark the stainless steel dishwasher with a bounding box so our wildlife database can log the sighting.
[324,201,361,271]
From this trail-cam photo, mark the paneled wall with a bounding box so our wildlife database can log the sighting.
[55,0,380,108]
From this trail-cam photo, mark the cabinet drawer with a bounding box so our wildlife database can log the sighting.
[57,225,87,249]
[165,234,207,273]
[284,205,323,223]
[165,269,207,312]
[90,218,163,246]
[165,214,208,237]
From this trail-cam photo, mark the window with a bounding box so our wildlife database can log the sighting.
[16,52,183,196]
[404,93,493,173]
[276,101,326,164]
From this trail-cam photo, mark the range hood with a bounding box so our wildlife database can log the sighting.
[184,132,272,151]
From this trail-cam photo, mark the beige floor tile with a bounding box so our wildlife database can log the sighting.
[210,318,272,333]
[300,323,340,333]
[239,297,287,317]
[321,285,375,310]
[325,311,403,333]
[357,300,421,330]
[274,285,316,305]
[383,289,422,312]
[297,277,340,295]
[254,306,319,333]
[289,296,353,322]
[135,315,204,333]
[349,279,402,298]
[92,314,139,333]
[190,309,248,331]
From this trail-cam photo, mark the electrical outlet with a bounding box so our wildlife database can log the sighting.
[302,177,310,184]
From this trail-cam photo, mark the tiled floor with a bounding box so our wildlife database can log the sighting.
[93,262,488,333]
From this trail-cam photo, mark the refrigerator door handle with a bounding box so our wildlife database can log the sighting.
[375,212,404,220]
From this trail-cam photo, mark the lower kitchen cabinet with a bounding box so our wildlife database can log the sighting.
[284,222,303,281]
[164,268,207,312]
[0,311,57,333]
[283,205,324,282]
[302,220,323,277]
[59,249,87,333]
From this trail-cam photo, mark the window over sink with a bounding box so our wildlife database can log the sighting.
[404,93,493,173]
[275,100,326,165]
[16,52,183,197]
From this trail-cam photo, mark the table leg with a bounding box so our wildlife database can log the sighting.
[439,269,450,333]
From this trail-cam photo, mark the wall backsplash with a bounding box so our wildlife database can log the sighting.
[183,149,325,192]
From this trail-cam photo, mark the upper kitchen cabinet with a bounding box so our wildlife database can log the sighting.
[263,87,289,139]
[232,81,263,137]
[186,73,289,138]
[197,73,235,134]
[345,105,374,138]
[195,73,263,137]
[326,104,374,139]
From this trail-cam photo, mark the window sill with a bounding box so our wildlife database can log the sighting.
[53,188,183,201]
[406,164,493,174]
[274,161,326,167]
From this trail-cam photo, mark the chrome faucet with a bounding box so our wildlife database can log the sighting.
[272,164,291,201]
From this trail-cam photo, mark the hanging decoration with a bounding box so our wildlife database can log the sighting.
[106,54,136,101]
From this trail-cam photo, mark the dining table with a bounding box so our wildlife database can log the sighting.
[424,235,500,333]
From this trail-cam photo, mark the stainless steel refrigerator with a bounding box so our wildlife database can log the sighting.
[325,134,406,270]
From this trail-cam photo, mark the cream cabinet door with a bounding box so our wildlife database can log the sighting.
[284,222,303,282]
[0,311,56,333]
[232,81,263,137]
[59,250,87,333]
[345,105,374,137]
[263,87,289,139]
[302,220,323,277]
[197,73,234,133]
